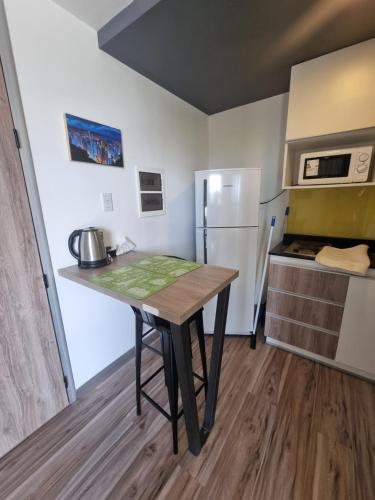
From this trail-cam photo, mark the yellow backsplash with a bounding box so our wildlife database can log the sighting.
[287,186,375,239]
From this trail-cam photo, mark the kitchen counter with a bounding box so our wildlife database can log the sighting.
[265,247,375,381]
[270,233,375,271]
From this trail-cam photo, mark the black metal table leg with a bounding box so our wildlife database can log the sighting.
[160,330,179,454]
[195,310,208,397]
[135,312,143,415]
[170,284,231,455]
[170,320,202,455]
[201,285,230,436]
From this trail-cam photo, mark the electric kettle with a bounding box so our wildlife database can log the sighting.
[68,227,108,268]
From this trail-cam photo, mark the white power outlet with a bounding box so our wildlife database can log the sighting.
[101,192,113,212]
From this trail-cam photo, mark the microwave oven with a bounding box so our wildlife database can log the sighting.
[298,146,373,185]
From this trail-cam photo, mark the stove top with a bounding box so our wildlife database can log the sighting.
[270,234,375,269]
[284,240,332,258]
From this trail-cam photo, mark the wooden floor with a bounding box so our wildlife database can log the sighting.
[0,334,374,500]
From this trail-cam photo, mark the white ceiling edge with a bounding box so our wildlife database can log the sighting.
[52,0,134,30]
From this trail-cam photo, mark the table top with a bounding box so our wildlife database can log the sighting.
[58,251,239,325]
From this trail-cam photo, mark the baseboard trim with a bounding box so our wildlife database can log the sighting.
[77,347,135,397]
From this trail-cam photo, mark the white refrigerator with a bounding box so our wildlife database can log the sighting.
[195,168,261,335]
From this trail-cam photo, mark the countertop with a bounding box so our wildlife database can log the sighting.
[270,233,375,271]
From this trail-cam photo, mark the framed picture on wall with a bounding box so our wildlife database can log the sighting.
[136,168,165,217]
[64,113,124,167]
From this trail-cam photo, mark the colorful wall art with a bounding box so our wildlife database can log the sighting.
[65,113,124,167]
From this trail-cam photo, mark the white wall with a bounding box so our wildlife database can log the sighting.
[208,94,289,297]
[4,0,208,387]
[4,0,288,387]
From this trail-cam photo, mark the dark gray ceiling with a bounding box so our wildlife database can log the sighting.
[98,0,375,115]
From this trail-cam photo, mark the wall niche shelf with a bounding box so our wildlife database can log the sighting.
[282,127,375,190]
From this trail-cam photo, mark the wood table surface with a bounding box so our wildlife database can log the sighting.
[58,251,239,325]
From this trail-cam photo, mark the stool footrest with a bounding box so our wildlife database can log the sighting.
[142,328,154,339]
[141,379,206,422]
[141,390,172,421]
[140,365,164,389]
[193,372,205,383]
[141,341,162,356]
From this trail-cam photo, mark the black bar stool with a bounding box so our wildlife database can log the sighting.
[132,307,208,454]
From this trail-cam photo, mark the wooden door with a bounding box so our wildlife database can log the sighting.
[0,61,68,458]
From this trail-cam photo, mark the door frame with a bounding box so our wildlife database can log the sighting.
[0,2,76,402]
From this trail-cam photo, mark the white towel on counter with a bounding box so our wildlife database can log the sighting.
[315,244,370,275]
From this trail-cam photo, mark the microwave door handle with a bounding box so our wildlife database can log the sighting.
[203,178,207,228]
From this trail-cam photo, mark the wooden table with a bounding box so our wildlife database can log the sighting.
[58,251,239,455]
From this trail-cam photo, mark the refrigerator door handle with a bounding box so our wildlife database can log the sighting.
[203,179,207,227]
[203,229,207,264]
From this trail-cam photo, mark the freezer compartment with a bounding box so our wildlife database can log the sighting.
[195,169,261,228]
[196,227,258,335]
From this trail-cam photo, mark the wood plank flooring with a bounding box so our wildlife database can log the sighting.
[0,335,374,500]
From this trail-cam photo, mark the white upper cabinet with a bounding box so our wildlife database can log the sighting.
[286,38,375,141]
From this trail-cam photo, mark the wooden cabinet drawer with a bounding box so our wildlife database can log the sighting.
[266,289,344,332]
[265,315,338,359]
[269,264,349,304]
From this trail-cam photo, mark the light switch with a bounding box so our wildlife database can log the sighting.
[101,192,113,212]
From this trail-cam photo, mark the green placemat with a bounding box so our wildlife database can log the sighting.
[90,265,176,300]
[131,255,202,277]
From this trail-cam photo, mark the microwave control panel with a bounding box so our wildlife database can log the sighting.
[352,147,373,182]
